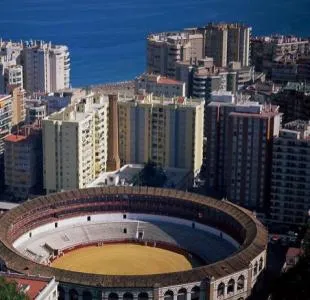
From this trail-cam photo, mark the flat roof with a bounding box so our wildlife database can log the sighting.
[0,201,19,210]
[157,77,184,85]
[88,164,191,188]
[0,94,11,101]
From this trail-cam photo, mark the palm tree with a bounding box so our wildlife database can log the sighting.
[0,276,29,300]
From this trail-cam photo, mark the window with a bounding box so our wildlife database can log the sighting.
[123,214,127,219]
[217,283,225,297]
[227,279,235,294]
[55,222,58,228]
[237,275,245,290]
[123,228,127,234]
[87,216,91,221]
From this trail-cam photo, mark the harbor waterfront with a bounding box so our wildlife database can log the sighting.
[1,0,309,86]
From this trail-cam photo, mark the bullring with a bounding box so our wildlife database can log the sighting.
[0,187,268,300]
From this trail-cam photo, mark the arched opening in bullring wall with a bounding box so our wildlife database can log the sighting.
[217,283,225,297]
[69,289,79,300]
[227,279,235,294]
[237,275,245,290]
[191,286,200,300]
[177,288,187,300]
[253,261,258,276]
[138,292,149,300]
[108,292,119,300]
[58,286,65,300]
[164,290,174,300]
[123,292,134,300]
[259,257,263,271]
[83,290,93,300]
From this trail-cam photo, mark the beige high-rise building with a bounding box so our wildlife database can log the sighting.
[11,87,26,126]
[43,93,108,194]
[147,32,204,77]
[0,94,13,155]
[23,40,70,93]
[118,93,204,175]
[200,23,251,67]
[204,25,228,67]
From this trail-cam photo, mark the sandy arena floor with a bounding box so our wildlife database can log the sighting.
[51,244,193,275]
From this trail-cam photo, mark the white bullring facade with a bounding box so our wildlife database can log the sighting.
[0,187,267,300]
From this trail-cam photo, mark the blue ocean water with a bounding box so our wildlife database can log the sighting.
[1,0,309,86]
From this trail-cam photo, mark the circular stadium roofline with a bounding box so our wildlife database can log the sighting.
[0,187,268,288]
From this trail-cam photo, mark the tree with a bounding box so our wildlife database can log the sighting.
[0,276,29,300]
[133,161,167,187]
[269,225,310,300]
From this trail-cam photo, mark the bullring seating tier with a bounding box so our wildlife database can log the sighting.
[15,220,236,264]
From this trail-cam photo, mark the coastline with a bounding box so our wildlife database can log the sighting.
[90,80,135,95]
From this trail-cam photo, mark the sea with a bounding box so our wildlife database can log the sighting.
[1,0,309,87]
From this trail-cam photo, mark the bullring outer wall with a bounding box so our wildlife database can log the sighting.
[0,186,268,300]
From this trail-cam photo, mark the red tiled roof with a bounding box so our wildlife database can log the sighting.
[177,97,185,104]
[5,277,48,299]
[286,247,301,257]
[4,135,27,143]
[158,77,183,85]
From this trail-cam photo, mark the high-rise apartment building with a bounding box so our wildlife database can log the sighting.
[4,124,42,200]
[0,94,13,192]
[191,58,253,102]
[204,95,237,192]
[11,87,26,126]
[118,93,204,175]
[0,39,70,94]
[147,31,204,77]
[271,82,310,123]
[0,40,23,94]
[23,40,70,93]
[43,93,108,194]
[251,35,309,73]
[226,104,281,210]
[3,65,23,93]
[0,94,13,154]
[204,25,228,67]
[270,120,310,226]
[25,98,46,124]
[42,88,87,115]
[199,23,251,67]
[205,99,282,211]
[135,73,186,97]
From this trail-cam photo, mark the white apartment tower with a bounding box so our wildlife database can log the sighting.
[43,93,108,194]
[23,40,70,93]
